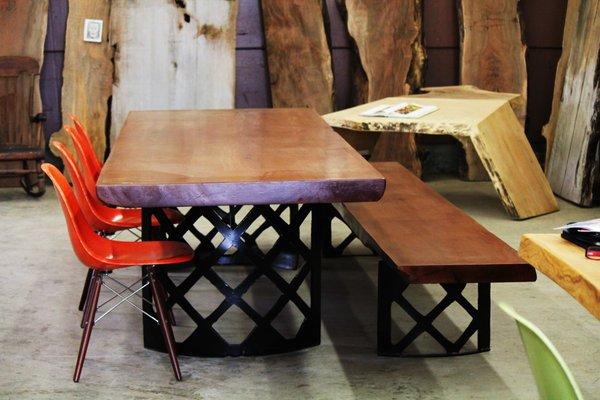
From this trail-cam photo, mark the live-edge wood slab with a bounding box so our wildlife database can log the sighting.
[520,234,600,319]
[336,162,535,284]
[109,0,238,143]
[50,0,113,163]
[545,0,600,206]
[97,109,385,208]
[323,86,558,220]
[261,0,334,115]
[337,0,425,176]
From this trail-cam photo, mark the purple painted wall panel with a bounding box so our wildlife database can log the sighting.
[522,0,567,47]
[41,0,67,165]
[40,52,63,138]
[423,0,458,48]
[326,0,351,48]
[424,49,459,87]
[332,49,354,111]
[44,0,67,52]
[235,49,270,108]
[236,0,264,48]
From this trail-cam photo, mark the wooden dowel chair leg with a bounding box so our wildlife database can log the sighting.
[149,268,182,381]
[79,269,93,311]
[80,289,91,329]
[74,270,102,382]
[154,276,176,326]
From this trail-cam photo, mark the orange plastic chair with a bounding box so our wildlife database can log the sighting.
[42,163,193,382]
[68,114,102,181]
[62,121,183,225]
[52,140,179,233]
[53,140,185,316]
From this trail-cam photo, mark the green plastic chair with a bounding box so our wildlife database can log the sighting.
[499,303,584,400]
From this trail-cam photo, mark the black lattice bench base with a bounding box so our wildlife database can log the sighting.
[331,162,536,357]
[378,261,491,357]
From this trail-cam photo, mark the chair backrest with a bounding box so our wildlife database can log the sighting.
[68,115,103,178]
[52,140,119,233]
[41,163,112,269]
[64,125,101,201]
[499,303,584,400]
[0,56,41,147]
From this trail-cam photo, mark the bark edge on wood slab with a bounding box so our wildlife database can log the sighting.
[545,0,600,206]
[261,0,334,115]
[337,0,425,176]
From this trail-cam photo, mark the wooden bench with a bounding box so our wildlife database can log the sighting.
[333,162,537,356]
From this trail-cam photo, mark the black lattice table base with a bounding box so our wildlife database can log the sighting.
[322,205,360,257]
[141,204,325,357]
[378,261,491,357]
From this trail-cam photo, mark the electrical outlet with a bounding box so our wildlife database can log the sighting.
[83,19,103,43]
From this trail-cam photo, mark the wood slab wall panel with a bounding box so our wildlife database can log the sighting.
[50,0,113,162]
[0,0,47,186]
[546,0,600,206]
[338,0,424,176]
[261,0,334,115]
[0,0,48,62]
[457,0,527,180]
[110,0,238,141]
[458,0,527,121]
[542,0,581,166]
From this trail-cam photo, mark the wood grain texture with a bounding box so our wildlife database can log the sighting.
[261,0,333,115]
[519,234,600,319]
[472,102,557,219]
[0,0,47,140]
[49,0,112,163]
[545,0,600,206]
[542,0,581,166]
[335,162,536,284]
[458,0,527,121]
[323,86,558,219]
[458,0,527,180]
[0,0,48,61]
[338,0,424,175]
[0,58,41,146]
[97,108,386,207]
[0,0,47,184]
[109,0,238,141]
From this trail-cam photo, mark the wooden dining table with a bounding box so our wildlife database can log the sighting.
[96,108,385,357]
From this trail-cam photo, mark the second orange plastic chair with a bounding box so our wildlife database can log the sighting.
[53,140,181,233]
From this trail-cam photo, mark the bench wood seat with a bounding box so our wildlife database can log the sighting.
[334,162,536,284]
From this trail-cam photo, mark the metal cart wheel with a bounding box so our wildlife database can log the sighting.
[20,160,46,197]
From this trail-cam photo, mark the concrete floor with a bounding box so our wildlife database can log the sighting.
[0,178,598,399]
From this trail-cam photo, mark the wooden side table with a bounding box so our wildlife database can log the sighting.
[323,85,558,220]
[519,234,600,319]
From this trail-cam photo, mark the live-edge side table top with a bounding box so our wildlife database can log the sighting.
[97,108,386,207]
[519,234,600,319]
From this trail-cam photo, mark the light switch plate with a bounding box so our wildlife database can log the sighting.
[83,19,103,43]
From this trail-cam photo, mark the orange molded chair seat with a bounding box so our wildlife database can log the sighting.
[53,140,182,233]
[42,162,192,382]
[63,119,183,227]
[92,239,193,270]
[68,114,102,182]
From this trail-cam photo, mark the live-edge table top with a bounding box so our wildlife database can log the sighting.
[97,108,386,207]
